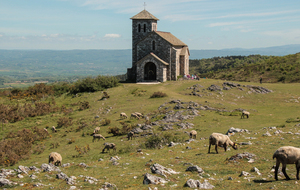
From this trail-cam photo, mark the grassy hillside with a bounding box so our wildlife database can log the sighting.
[1,79,300,189]
[191,53,300,83]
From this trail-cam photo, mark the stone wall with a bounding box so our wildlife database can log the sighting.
[136,57,167,82]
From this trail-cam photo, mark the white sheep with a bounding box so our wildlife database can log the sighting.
[120,112,128,119]
[127,131,134,140]
[51,126,57,133]
[92,134,106,142]
[134,112,143,118]
[241,110,250,119]
[49,152,62,166]
[208,133,238,154]
[93,127,100,134]
[102,143,116,153]
[273,146,300,180]
[43,128,49,134]
[131,113,140,120]
[185,130,197,139]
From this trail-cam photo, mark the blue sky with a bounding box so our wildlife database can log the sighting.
[0,0,300,50]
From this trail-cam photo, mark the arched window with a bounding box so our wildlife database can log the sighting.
[138,24,141,32]
[144,24,146,32]
[152,41,155,51]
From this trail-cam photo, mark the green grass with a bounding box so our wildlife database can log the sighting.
[1,79,300,189]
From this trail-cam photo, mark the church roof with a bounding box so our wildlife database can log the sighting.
[155,31,187,46]
[180,46,190,56]
[136,53,169,66]
[130,10,159,20]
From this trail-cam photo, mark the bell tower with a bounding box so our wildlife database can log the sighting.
[128,10,159,81]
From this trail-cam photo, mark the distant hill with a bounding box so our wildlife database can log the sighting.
[197,53,300,83]
[190,44,300,59]
[0,44,300,83]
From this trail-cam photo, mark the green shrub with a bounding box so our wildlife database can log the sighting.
[107,126,121,136]
[150,91,167,98]
[101,118,111,126]
[131,88,147,96]
[70,75,119,94]
[57,117,73,128]
[145,135,162,149]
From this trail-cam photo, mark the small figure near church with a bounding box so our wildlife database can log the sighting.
[127,9,190,83]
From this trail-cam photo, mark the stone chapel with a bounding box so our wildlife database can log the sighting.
[127,10,190,82]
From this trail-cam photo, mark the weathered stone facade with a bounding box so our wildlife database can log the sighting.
[127,10,189,82]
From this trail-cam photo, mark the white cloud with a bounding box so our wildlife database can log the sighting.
[0,34,3,37]
[104,34,121,38]
[261,29,300,39]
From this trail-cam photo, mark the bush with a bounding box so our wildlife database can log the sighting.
[107,126,121,136]
[79,101,90,111]
[70,75,119,94]
[145,135,162,149]
[101,118,111,126]
[57,117,73,128]
[150,91,168,98]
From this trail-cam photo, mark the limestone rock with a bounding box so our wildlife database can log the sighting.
[143,173,168,185]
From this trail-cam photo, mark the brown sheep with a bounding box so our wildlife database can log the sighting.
[120,112,128,119]
[241,110,250,119]
[208,133,238,154]
[127,131,134,140]
[273,146,300,180]
[44,128,49,134]
[48,152,62,166]
[102,143,116,153]
[92,134,106,142]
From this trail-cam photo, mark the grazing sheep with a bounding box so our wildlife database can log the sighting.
[92,134,106,142]
[49,152,62,166]
[93,127,100,134]
[189,130,197,139]
[51,126,57,133]
[134,112,143,118]
[44,128,49,134]
[208,133,238,154]
[273,146,300,180]
[131,113,140,120]
[127,131,134,140]
[102,143,116,153]
[120,112,128,119]
[241,110,250,119]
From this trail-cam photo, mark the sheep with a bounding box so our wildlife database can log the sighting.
[51,126,57,132]
[134,112,143,118]
[48,152,62,166]
[92,134,106,142]
[241,110,250,119]
[93,127,100,134]
[102,143,116,153]
[208,133,238,154]
[273,146,300,180]
[43,128,49,134]
[185,130,197,139]
[120,112,128,119]
[131,113,140,120]
[127,131,134,140]
[189,130,197,139]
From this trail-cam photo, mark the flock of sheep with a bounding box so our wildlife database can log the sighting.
[47,109,300,182]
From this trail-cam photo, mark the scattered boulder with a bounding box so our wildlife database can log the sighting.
[186,165,204,174]
[228,152,256,162]
[99,182,117,190]
[0,178,12,187]
[131,127,144,134]
[239,171,251,177]
[150,163,180,178]
[207,84,222,91]
[185,179,214,189]
[41,163,61,172]
[263,131,272,136]
[226,127,249,135]
[57,172,68,180]
[62,163,70,167]
[143,173,168,185]
[78,163,87,168]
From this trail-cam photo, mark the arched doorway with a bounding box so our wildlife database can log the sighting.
[144,62,156,80]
